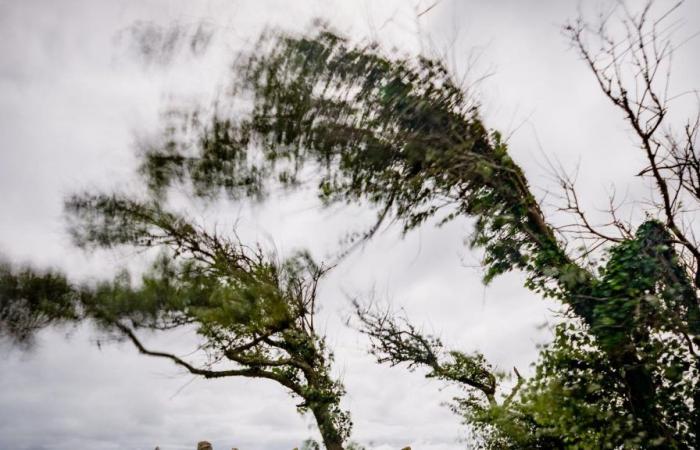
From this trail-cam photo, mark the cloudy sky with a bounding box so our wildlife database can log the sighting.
[1,1,698,449]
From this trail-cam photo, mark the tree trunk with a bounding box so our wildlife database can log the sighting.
[310,403,345,450]
[616,348,679,449]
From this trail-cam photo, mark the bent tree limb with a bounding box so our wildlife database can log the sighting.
[354,301,517,408]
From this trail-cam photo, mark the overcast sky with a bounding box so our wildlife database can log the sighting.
[1,1,699,449]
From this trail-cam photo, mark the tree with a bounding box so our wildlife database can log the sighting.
[1,1,698,449]
[345,3,699,447]
[1,198,351,450]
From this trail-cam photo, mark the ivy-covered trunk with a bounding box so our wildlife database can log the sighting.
[617,348,678,448]
[309,402,345,450]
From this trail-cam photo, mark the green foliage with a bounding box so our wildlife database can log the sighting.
[518,322,642,449]
[0,261,80,345]
[141,27,562,287]
[455,222,700,449]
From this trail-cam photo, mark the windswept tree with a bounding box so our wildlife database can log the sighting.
[133,1,698,447]
[1,1,699,449]
[1,197,351,450]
